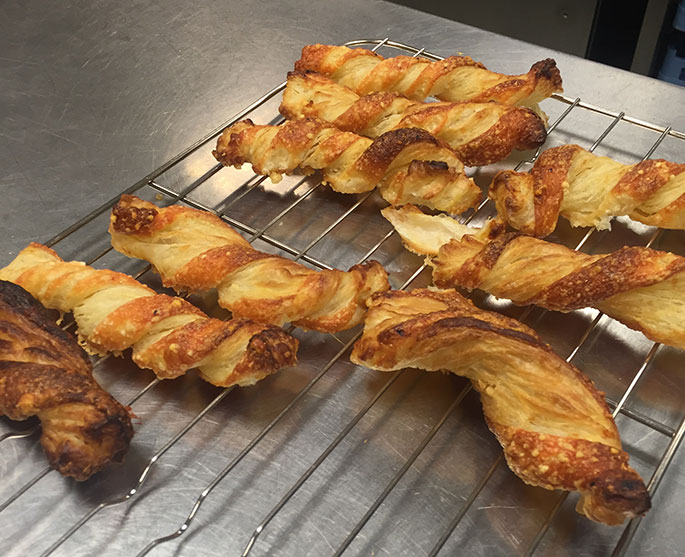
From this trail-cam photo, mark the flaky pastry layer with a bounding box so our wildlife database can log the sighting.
[382,205,685,349]
[213,118,482,214]
[0,280,133,480]
[294,44,562,114]
[109,195,390,332]
[351,288,650,525]
[0,244,298,387]
[280,71,547,167]
[490,144,685,236]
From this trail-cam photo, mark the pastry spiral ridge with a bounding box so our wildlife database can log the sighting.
[0,244,298,387]
[351,288,650,525]
[490,144,685,236]
[382,204,685,349]
[280,70,547,167]
[109,195,390,332]
[213,117,482,214]
[294,44,562,110]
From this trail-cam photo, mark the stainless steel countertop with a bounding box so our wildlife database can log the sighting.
[3,0,685,260]
[1,2,684,556]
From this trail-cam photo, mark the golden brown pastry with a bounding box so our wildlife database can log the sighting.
[0,244,298,387]
[0,280,133,480]
[280,71,547,167]
[382,205,685,349]
[108,195,390,332]
[490,144,685,236]
[351,288,650,525]
[213,118,482,214]
[294,44,562,113]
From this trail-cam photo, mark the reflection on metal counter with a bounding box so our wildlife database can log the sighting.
[1,10,684,557]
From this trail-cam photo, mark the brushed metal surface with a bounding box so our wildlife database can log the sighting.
[1,3,684,557]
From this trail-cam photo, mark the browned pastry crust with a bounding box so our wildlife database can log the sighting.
[294,44,562,111]
[0,280,133,480]
[280,71,547,167]
[490,144,685,236]
[108,195,390,332]
[213,117,482,214]
[351,288,650,525]
[382,204,685,349]
[0,244,298,387]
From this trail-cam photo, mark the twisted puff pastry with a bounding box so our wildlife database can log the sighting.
[109,195,390,332]
[382,205,685,349]
[213,118,482,214]
[490,144,685,236]
[0,244,298,387]
[351,288,650,525]
[0,280,133,480]
[294,44,562,112]
[280,71,547,167]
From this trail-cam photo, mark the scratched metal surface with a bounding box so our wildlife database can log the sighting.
[1,2,685,557]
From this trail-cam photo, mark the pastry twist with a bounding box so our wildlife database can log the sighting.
[382,205,685,349]
[351,288,650,525]
[490,144,685,236]
[109,195,390,332]
[280,71,547,167]
[0,244,298,387]
[294,44,562,111]
[213,118,482,214]
[0,280,133,480]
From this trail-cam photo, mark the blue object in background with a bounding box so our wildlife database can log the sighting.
[658,0,685,86]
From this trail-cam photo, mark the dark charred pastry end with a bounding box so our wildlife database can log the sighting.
[407,160,450,176]
[530,58,563,91]
[1,361,134,480]
[582,470,651,524]
[212,119,256,167]
[43,403,134,481]
[234,326,299,383]
[517,108,548,148]
[0,281,91,371]
[416,160,448,171]
[111,197,159,235]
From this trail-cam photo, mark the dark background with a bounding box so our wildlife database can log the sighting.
[389,0,679,76]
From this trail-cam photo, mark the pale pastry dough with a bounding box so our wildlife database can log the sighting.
[294,44,562,114]
[280,71,546,167]
[382,205,685,349]
[109,195,390,332]
[213,118,482,214]
[351,288,650,525]
[490,144,685,236]
[0,244,298,387]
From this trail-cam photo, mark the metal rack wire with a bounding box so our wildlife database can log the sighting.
[1,38,683,557]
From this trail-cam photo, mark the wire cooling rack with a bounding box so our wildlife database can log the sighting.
[1,38,683,557]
